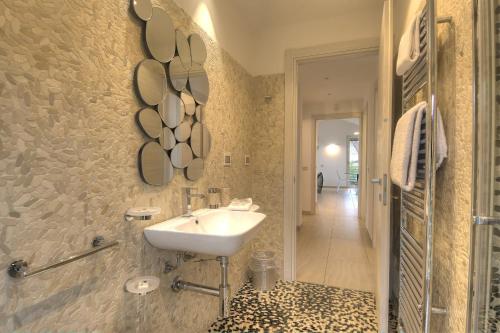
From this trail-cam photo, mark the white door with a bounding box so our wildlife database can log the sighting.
[372,1,393,332]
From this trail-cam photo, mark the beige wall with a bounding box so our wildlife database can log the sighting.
[250,74,285,274]
[395,1,473,332]
[0,0,283,332]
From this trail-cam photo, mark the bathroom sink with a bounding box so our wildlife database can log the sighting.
[143,208,266,256]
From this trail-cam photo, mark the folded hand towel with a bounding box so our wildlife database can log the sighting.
[390,102,448,191]
[396,10,422,76]
[436,110,448,168]
[228,198,253,211]
[391,102,426,191]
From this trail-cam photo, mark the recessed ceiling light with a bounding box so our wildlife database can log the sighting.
[354,131,360,135]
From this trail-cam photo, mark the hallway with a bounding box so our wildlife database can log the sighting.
[297,188,375,292]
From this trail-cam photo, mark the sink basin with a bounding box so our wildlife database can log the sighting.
[144,208,266,256]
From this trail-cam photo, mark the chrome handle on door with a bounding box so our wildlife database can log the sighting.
[371,178,382,184]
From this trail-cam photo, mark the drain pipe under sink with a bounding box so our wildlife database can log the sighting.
[171,256,230,318]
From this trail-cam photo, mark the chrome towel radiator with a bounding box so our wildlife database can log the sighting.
[398,1,450,332]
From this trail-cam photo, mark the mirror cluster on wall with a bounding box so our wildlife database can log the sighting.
[132,0,211,186]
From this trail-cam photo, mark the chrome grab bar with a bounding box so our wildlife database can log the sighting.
[7,236,119,279]
[473,216,500,225]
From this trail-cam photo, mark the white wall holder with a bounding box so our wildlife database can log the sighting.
[125,207,161,222]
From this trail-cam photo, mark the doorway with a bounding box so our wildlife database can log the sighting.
[284,2,393,329]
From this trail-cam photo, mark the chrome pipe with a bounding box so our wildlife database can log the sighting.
[172,278,219,297]
[171,256,231,318]
[217,256,230,318]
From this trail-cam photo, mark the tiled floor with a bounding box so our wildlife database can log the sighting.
[208,281,377,333]
[297,188,376,292]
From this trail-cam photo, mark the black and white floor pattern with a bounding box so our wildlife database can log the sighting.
[209,281,377,333]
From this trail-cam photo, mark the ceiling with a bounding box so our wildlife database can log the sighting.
[227,0,385,31]
[174,0,384,75]
[299,51,379,115]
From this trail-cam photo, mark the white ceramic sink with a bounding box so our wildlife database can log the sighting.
[144,208,266,256]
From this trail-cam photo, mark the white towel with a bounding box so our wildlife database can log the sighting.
[391,102,426,191]
[436,110,448,168]
[227,198,253,211]
[396,10,422,76]
[390,102,447,191]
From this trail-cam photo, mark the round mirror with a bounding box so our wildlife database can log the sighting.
[137,108,162,138]
[158,88,185,128]
[136,59,166,106]
[132,0,152,20]
[174,122,191,142]
[176,30,191,69]
[171,142,193,168]
[189,33,207,65]
[146,7,175,63]
[188,64,209,105]
[139,141,174,186]
[195,105,203,123]
[186,158,203,181]
[190,122,211,158]
[168,57,188,92]
[181,91,196,116]
[159,127,176,150]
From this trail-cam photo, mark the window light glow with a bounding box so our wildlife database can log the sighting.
[325,144,340,157]
[193,3,216,41]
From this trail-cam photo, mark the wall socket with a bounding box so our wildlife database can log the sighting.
[244,155,250,166]
[223,153,232,167]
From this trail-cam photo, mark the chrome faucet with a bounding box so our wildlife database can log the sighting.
[182,187,206,217]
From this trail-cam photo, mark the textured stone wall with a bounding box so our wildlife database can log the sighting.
[250,74,285,273]
[432,0,473,332]
[0,0,282,332]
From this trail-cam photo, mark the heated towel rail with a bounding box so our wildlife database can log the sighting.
[398,2,451,332]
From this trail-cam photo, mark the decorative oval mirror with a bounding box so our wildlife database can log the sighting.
[132,0,152,21]
[136,59,166,106]
[137,108,162,138]
[139,141,174,186]
[132,6,211,185]
[158,88,185,128]
[174,122,191,142]
[195,105,203,123]
[186,158,203,181]
[171,142,193,168]
[190,122,211,158]
[181,91,196,116]
[188,64,209,105]
[146,7,175,63]
[169,57,188,92]
[159,127,176,150]
[189,33,207,65]
[176,30,191,70]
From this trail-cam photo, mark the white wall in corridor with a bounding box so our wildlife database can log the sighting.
[317,119,359,187]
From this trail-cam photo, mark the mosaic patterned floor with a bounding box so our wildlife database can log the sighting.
[209,281,377,333]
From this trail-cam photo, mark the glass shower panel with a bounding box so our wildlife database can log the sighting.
[469,0,500,331]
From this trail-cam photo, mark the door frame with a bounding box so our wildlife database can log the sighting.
[283,38,379,280]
